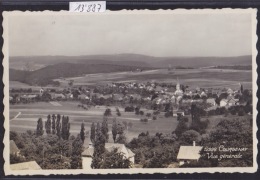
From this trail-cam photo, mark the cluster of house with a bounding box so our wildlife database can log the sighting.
[10,137,202,170]
[80,140,202,169]
[10,80,246,114]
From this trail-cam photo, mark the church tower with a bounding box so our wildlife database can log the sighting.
[176,77,180,91]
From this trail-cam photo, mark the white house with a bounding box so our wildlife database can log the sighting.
[177,141,203,166]
[81,143,135,169]
[206,98,216,106]
[220,98,239,107]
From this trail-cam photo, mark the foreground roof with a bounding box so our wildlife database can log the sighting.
[177,146,203,160]
[10,161,42,170]
[82,143,135,158]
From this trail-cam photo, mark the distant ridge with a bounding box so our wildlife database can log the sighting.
[9,62,152,86]
[10,54,252,70]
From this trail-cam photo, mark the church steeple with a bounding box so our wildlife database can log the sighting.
[176,77,180,90]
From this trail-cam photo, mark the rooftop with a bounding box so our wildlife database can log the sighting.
[10,161,42,170]
[177,146,203,160]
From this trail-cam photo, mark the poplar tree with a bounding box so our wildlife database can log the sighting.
[71,135,83,169]
[56,114,61,138]
[101,117,109,142]
[52,114,56,134]
[112,119,117,142]
[91,122,106,169]
[36,118,44,136]
[45,114,51,134]
[61,116,70,140]
[80,123,85,142]
[90,123,96,143]
[115,122,126,144]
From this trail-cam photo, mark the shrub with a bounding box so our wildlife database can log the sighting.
[140,118,148,123]
[152,116,157,120]
[238,109,245,116]
[146,113,152,118]
[104,108,112,116]
[125,106,134,112]
[164,111,173,118]
[153,110,160,115]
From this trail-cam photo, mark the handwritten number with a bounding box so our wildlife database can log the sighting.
[97,4,101,12]
[81,5,84,12]
[74,4,81,12]
[73,3,103,12]
[92,4,96,12]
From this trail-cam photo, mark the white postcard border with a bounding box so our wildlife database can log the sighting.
[2,9,258,175]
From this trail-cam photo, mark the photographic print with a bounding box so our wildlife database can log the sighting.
[2,9,257,175]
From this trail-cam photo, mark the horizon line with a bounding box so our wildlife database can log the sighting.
[9,53,252,59]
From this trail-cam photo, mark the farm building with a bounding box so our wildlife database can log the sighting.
[10,161,42,170]
[78,94,89,100]
[177,142,203,166]
[50,93,65,100]
[65,92,73,99]
[206,98,216,106]
[20,94,38,102]
[81,143,135,169]
[220,97,239,107]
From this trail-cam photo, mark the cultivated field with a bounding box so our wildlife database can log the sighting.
[55,68,252,89]
[10,101,179,142]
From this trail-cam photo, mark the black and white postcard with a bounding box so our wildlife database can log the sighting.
[2,9,257,175]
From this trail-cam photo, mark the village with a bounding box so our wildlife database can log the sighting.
[9,78,250,114]
[9,78,253,169]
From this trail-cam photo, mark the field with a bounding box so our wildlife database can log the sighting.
[10,100,252,144]
[10,101,180,142]
[55,68,252,89]
[9,67,253,143]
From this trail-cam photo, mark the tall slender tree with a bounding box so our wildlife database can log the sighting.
[112,119,117,142]
[115,122,126,144]
[45,114,51,134]
[56,114,61,138]
[101,117,109,142]
[52,114,56,134]
[90,123,96,143]
[71,135,83,169]
[61,116,70,140]
[36,118,44,136]
[91,122,106,169]
[80,123,85,142]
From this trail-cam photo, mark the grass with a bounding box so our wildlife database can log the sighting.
[55,68,252,89]
[10,102,180,142]
[10,101,253,143]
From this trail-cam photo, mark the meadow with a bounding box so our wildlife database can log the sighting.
[10,101,179,142]
[10,100,252,144]
[55,68,252,89]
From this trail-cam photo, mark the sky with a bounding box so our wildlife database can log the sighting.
[8,11,253,57]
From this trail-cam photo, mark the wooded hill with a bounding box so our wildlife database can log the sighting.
[9,62,151,86]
